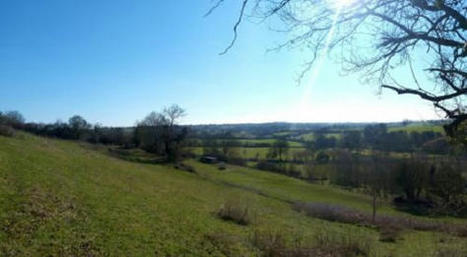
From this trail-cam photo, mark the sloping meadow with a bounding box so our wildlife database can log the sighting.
[0,132,465,256]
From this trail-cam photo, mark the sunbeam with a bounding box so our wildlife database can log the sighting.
[297,3,345,114]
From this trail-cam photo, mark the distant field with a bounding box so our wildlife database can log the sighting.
[299,132,342,141]
[237,139,304,147]
[187,146,308,159]
[388,124,444,133]
[272,131,293,137]
[187,138,304,147]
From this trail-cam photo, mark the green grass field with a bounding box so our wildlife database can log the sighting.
[236,139,304,148]
[187,146,308,159]
[0,132,465,256]
[188,138,304,148]
[299,133,342,141]
[388,124,444,133]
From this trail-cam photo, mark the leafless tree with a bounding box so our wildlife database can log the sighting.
[136,105,187,161]
[211,0,466,136]
[163,104,186,127]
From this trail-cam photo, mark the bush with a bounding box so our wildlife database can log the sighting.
[251,229,288,257]
[251,229,312,257]
[227,158,247,166]
[378,225,402,243]
[218,162,227,170]
[0,125,14,137]
[173,163,196,173]
[251,228,372,257]
[217,200,251,225]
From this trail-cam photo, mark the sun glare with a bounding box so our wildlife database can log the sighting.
[328,0,357,9]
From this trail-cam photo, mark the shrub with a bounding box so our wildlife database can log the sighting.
[455,225,467,238]
[293,202,366,224]
[0,125,14,137]
[218,162,227,170]
[251,229,287,257]
[173,163,196,173]
[378,225,402,243]
[256,161,287,175]
[217,200,251,225]
[251,229,312,257]
[204,232,243,257]
[228,157,247,166]
[251,228,372,257]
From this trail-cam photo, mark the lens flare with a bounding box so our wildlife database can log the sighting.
[298,2,345,113]
[328,0,357,9]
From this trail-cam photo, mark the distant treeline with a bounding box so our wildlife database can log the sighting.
[313,124,448,154]
[0,105,188,162]
[184,139,302,148]
[255,149,467,217]
[186,124,448,154]
[188,120,445,138]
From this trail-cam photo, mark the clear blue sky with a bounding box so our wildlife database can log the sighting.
[0,0,440,126]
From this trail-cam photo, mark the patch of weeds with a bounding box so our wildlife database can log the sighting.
[58,236,103,257]
[0,187,102,256]
[251,229,316,257]
[292,202,366,224]
[174,162,196,173]
[204,231,245,257]
[294,202,467,239]
[378,225,403,243]
[434,248,466,257]
[251,228,372,257]
[251,229,288,257]
[313,230,373,257]
[2,187,77,240]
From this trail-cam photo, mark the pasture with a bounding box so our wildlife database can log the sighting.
[0,132,465,256]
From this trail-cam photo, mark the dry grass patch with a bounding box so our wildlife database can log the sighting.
[251,228,373,257]
[217,199,251,225]
[293,202,467,241]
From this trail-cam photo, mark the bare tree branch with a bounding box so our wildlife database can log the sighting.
[219,0,249,55]
[211,0,467,136]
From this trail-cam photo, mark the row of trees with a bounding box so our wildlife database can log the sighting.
[134,105,188,162]
[198,135,466,216]
[329,151,466,216]
[0,105,188,162]
[313,124,447,153]
[0,111,25,128]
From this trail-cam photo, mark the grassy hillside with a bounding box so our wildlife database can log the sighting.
[0,133,465,256]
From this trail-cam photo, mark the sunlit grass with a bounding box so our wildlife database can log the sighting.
[0,132,465,256]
